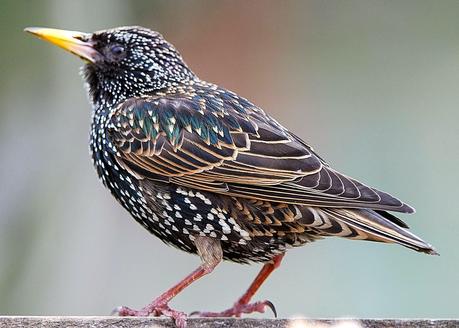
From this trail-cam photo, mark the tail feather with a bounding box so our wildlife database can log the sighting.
[320,208,438,255]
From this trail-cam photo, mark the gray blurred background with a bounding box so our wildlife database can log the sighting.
[0,0,458,319]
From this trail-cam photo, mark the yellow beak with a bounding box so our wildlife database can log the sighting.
[24,27,100,63]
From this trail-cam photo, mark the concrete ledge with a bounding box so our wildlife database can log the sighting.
[0,317,457,328]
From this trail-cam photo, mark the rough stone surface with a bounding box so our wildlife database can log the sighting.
[0,317,457,328]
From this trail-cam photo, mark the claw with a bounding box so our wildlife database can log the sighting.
[111,306,122,316]
[264,300,277,318]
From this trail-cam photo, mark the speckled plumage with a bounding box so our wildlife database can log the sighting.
[90,79,317,263]
[81,27,434,263]
[26,26,436,327]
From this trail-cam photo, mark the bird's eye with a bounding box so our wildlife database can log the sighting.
[109,44,125,56]
[104,43,126,62]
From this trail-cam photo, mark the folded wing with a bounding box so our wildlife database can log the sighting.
[107,84,414,213]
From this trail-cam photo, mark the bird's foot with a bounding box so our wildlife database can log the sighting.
[191,299,276,318]
[115,303,187,328]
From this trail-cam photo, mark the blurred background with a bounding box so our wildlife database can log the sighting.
[0,0,458,319]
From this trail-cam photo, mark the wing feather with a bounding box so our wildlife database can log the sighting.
[107,83,414,213]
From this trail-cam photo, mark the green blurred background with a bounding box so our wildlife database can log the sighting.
[0,0,458,319]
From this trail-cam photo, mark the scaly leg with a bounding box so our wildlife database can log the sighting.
[192,253,284,317]
[115,237,222,328]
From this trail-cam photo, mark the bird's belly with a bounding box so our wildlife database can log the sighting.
[139,180,315,263]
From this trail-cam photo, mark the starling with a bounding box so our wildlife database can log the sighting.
[25,26,437,327]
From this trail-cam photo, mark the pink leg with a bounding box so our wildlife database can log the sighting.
[192,254,284,318]
[116,263,217,327]
[115,236,222,328]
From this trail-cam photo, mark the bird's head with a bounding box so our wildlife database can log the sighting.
[25,26,196,106]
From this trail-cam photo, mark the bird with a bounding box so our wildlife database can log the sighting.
[25,26,437,328]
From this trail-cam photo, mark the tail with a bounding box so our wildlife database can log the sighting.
[319,208,438,255]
